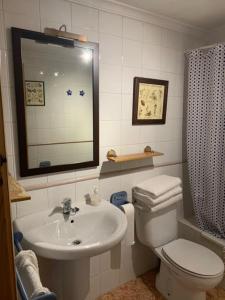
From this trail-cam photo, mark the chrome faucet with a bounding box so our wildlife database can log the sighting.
[62,198,79,215]
[62,198,72,214]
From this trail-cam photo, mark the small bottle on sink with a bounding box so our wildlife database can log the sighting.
[90,186,101,206]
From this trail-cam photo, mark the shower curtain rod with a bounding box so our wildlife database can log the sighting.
[185,42,224,53]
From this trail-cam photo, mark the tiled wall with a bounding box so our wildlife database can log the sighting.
[0,0,208,298]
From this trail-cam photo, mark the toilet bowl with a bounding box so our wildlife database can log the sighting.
[134,200,224,300]
[154,239,224,300]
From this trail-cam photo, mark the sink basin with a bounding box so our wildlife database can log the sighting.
[13,200,127,260]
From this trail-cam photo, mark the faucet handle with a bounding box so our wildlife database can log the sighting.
[62,198,71,206]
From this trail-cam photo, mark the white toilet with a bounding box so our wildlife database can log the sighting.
[134,200,224,300]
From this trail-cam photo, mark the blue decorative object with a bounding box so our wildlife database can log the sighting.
[110,191,128,208]
[66,89,72,96]
[79,90,85,96]
[39,161,51,168]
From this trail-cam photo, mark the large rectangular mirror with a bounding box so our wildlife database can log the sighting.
[12,28,99,177]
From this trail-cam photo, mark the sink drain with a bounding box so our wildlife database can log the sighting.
[72,239,82,245]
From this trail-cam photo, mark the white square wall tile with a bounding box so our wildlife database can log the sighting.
[18,176,48,187]
[100,64,122,93]
[89,275,100,300]
[47,183,76,209]
[123,17,143,41]
[71,27,99,43]
[0,11,6,50]
[149,140,182,165]
[100,93,122,121]
[160,47,178,73]
[121,94,132,120]
[47,171,76,183]
[167,97,183,120]
[161,29,184,50]
[159,72,177,97]
[76,178,99,204]
[100,251,111,272]
[7,155,15,177]
[99,175,122,201]
[1,85,13,122]
[0,50,10,86]
[100,120,121,147]
[100,269,120,295]
[176,76,184,97]
[90,255,100,276]
[139,125,158,143]
[142,43,161,70]
[99,11,122,37]
[40,0,71,30]
[120,121,140,145]
[122,67,142,94]
[17,189,48,218]
[3,0,39,16]
[141,68,160,79]
[72,3,98,31]
[4,122,14,155]
[10,202,17,220]
[4,12,40,49]
[143,23,162,45]
[99,34,122,65]
[123,39,142,68]
[75,167,100,179]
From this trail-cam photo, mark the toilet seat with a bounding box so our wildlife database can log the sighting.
[162,239,224,278]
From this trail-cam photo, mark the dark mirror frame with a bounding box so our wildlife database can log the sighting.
[11,27,99,177]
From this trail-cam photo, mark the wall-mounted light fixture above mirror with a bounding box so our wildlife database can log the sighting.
[11,27,99,177]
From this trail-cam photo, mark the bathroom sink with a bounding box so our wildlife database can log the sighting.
[13,201,127,260]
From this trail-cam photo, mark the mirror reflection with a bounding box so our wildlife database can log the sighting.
[21,38,94,169]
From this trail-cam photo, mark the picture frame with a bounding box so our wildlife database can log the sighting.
[25,80,45,106]
[132,77,168,125]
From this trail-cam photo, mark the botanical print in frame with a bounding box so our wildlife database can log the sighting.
[132,77,168,125]
[25,80,45,106]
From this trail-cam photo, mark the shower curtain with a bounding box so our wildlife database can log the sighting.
[185,44,225,239]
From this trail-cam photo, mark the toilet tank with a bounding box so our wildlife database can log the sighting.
[135,203,179,248]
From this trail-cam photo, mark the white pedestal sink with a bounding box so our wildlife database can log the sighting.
[14,200,127,300]
[14,200,127,260]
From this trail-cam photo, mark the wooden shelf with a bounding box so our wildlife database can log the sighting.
[8,174,31,203]
[107,150,163,163]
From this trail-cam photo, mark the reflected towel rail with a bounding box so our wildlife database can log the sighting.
[28,140,93,147]
[13,232,57,300]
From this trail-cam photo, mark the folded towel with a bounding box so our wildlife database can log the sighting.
[15,250,50,299]
[134,193,182,213]
[150,193,182,213]
[135,175,182,198]
[133,186,182,207]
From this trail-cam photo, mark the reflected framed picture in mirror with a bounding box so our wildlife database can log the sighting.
[25,80,45,106]
[11,27,99,176]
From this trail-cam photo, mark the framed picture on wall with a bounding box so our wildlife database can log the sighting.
[132,77,168,125]
[25,80,45,106]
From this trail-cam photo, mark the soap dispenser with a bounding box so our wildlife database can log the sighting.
[90,186,101,206]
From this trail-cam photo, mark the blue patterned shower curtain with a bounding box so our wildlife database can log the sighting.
[185,45,225,238]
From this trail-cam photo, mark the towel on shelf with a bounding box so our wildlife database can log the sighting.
[15,250,50,299]
[133,186,182,207]
[135,175,182,198]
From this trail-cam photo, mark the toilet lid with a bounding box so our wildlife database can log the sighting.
[162,239,224,277]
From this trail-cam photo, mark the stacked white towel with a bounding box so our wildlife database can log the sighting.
[133,175,182,212]
[15,250,50,299]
